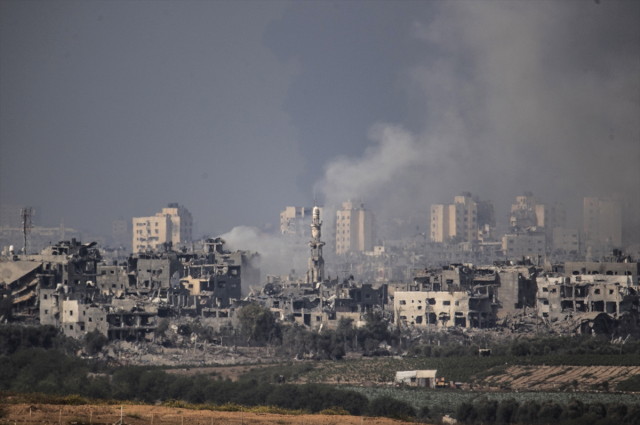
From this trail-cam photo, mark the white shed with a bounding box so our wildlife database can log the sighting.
[395,370,437,388]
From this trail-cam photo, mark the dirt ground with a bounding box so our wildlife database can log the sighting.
[3,404,411,425]
[482,365,640,391]
[164,364,273,382]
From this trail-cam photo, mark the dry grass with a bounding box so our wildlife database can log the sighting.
[3,404,413,425]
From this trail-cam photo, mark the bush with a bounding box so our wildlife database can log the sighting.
[606,402,627,421]
[456,401,477,423]
[537,400,563,423]
[515,400,540,424]
[475,396,497,423]
[369,395,416,420]
[84,330,108,355]
[623,404,640,425]
[616,375,640,392]
[562,398,584,420]
[417,405,430,422]
[496,398,519,424]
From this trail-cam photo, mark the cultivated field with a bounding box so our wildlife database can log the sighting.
[479,365,640,391]
[2,404,410,425]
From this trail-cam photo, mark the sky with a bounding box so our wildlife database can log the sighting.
[1,0,638,239]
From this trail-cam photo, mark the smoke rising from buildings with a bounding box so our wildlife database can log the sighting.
[219,226,308,278]
[315,1,639,227]
[0,1,637,241]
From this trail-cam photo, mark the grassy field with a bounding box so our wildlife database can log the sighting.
[234,354,640,387]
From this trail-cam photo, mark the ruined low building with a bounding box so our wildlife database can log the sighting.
[394,289,495,329]
[536,274,638,320]
[1,239,101,316]
[97,263,130,296]
[563,253,638,277]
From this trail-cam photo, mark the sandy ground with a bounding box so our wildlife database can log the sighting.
[3,404,412,425]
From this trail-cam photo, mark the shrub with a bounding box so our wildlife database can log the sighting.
[496,398,519,424]
[515,400,540,424]
[537,400,563,423]
[474,397,498,423]
[562,398,584,420]
[456,401,477,423]
[616,375,640,392]
[369,395,416,420]
[417,405,430,422]
[623,404,640,425]
[84,330,108,355]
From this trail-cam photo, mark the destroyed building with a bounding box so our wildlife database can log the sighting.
[393,260,540,329]
[537,274,638,319]
[0,236,259,341]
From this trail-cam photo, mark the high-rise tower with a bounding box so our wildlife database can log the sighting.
[306,206,325,285]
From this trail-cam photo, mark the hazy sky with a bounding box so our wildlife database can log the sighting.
[1,0,638,237]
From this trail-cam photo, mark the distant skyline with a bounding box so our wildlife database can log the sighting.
[1,1,638,237]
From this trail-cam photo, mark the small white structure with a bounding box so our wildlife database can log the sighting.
[395,370,437,388]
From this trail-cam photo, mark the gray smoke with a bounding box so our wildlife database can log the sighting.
[315,1,640,226]
[219,226,308,278]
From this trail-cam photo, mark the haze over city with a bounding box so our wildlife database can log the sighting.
[1,1,638,238]
[4,3,640,422]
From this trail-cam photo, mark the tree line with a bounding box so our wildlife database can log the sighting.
[455,396,640,425]
[0,348,415,419]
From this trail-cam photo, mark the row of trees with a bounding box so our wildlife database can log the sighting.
[0,348,416,419]
[456,396,640,425]
[0,324,108,357]
[407,334,640,358]
[233,304,396,359]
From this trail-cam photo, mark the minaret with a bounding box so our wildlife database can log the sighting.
[306,205,325,286]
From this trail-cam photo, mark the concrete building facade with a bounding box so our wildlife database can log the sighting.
[430,194,478,243]
[584,197,623,247]
[133,203,193,252]
[335,201,375,255]
[112,218,131,251]
[502,229,546,258]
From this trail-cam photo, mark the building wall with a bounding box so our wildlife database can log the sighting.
[553,227,581,254]
[584,197,623,247]
[280,207,315,236]
[159,204,193,246]
[97,264,129,295]
[336,201,375,254]
[430,196,477,243]
[535,204,566,243]
[510,195,539,228]
[112,219,131,250]
[536,275,637,318]
[502,232,546,257]
[430,205,448,242]
[132,204,193,252]
[564,261,639,276]
[394,291,493,329]
[133,215,172,252]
